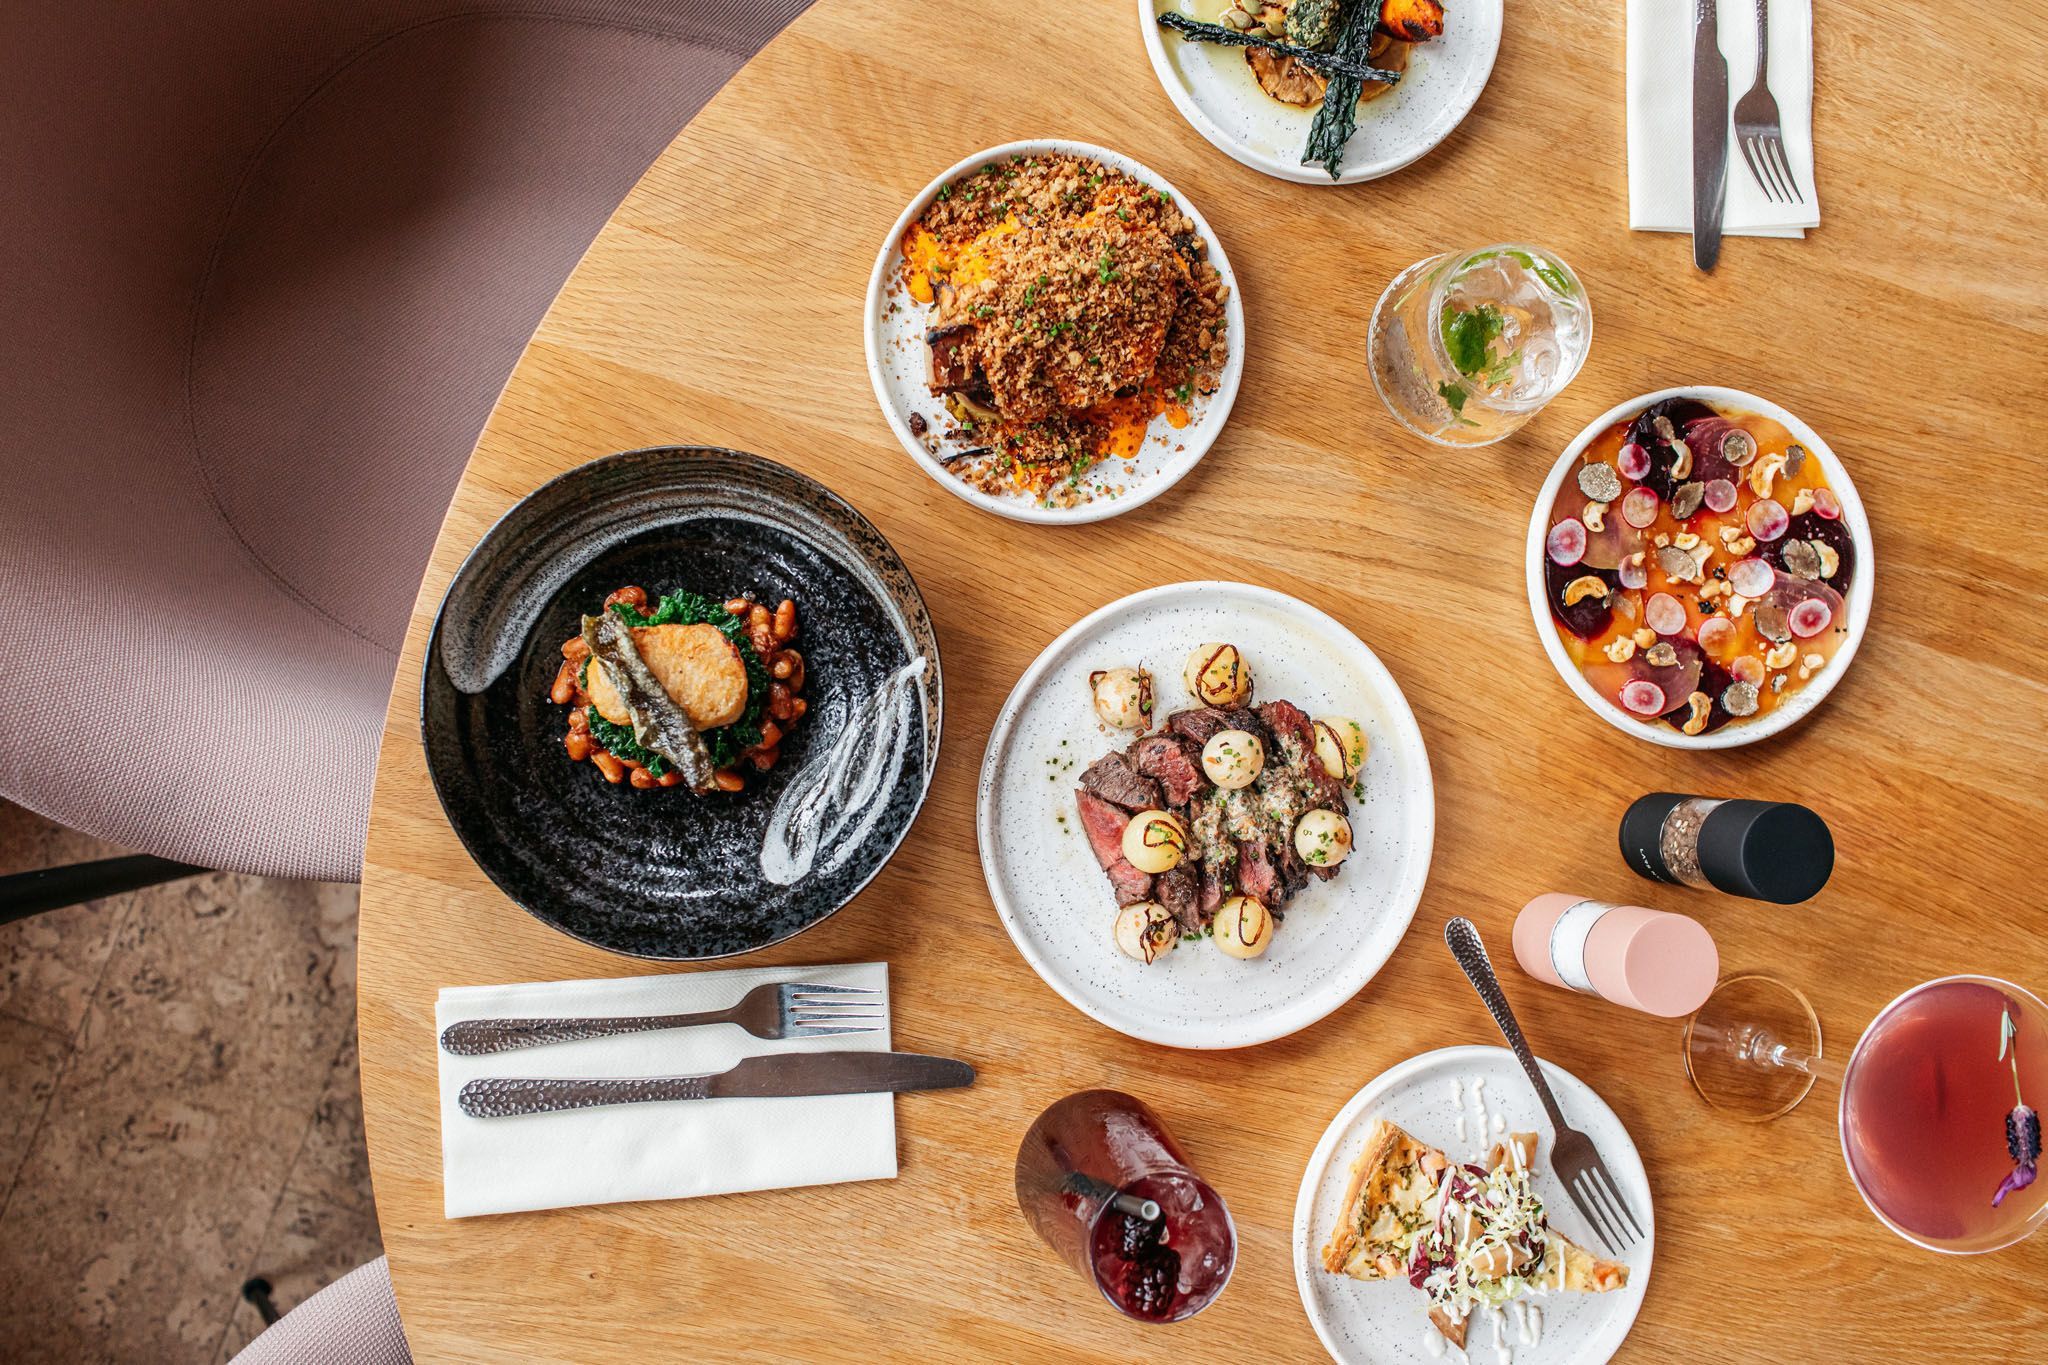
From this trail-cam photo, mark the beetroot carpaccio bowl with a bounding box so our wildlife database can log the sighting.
[1529,390,1874,746]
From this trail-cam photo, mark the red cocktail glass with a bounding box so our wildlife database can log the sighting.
[1015,1090,1235,1323]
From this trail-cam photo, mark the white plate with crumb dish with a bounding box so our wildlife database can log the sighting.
[977,581,1433,1049]
[1294,1046,1653,1365]
[863,139,1245,525]
[1139,1,1503,185]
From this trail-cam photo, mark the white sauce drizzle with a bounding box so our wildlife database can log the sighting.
[1514,1301,1541,1347]
[1422,1325,1447,1359]
[1450,1077,1463,1107]
[760,657,927,885]
[1492,1112,1506,1135]
[1456,1113,1469,1143]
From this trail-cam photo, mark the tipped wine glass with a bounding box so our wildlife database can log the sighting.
[1683,973,2048,1253]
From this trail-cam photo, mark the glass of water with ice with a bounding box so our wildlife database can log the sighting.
[1366,244,1591,446]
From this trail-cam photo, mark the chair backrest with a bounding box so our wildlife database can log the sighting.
[230,1257,409,1365]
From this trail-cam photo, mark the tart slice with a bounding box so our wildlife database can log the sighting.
[1320,1120,1629,1350]
[1319,1118,1450,1280]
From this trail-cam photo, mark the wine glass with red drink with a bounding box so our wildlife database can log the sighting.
[1015,1090,1235,1322]
[1684,974,2047,1252]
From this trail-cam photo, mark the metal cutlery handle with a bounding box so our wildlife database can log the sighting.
[458,1074,712,1118]
[1753,0,1770,81]
[1444,918,1569,1132]
[440,1012,727,1056]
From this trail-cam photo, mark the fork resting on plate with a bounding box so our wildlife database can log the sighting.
[1444,917,1646,1255]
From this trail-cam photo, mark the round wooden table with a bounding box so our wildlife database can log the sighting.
[359,1,2048,1358]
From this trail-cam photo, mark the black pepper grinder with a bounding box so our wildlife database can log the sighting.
[1619,793,1834,905]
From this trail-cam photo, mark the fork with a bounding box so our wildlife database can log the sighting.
[437,982,882,1056]
[1733,0,1803,204]
[1443,918,1645,1256]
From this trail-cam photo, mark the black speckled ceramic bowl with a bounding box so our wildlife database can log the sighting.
[422,447,942,960]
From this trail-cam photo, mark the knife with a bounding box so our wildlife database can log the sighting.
[1691,0,1729,271]
[457,1050,975,1118]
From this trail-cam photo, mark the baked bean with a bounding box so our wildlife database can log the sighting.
[592,751,626,784]
[603,585,648,610]
[712,768,746,793]
[564,731,594,761]
[550,660,577,706]
[628,765,656,789]
[561,636,591,664]
[567,707,589,733]
[749,744,779,772]
[780,650,804,692]
[772,599,796,642]
[787,697,807,721]
[657,770,683,788]
[757,720,783,750]
[724,597,752,617]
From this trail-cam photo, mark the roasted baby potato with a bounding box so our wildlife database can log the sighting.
[1378,0,1446,42]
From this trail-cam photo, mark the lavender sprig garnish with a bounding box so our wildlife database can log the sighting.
[1993,1006,2040,1207]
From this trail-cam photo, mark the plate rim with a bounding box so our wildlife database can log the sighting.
[1133,0,1504,186]
[976,579,1435,1048]
[861,137,1246,525]
[1522,385,1877,750]
[1290,1043,1655,1365]
[418,444,944,961]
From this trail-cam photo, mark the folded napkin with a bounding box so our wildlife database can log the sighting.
[1627,0,1819,238]
[437,962,893,1218]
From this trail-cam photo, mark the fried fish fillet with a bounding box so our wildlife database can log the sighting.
[586,622,748,731]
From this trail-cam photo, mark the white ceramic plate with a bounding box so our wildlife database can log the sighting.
[1524,386,1876,750]
[978,582,1433,1048]
[863,140,1245,526]
[1138,1,1503,185]
[1293,1045,1654,1365]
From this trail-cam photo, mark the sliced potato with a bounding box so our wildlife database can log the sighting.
[586,622,749,731]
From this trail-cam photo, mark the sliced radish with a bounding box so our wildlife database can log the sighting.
[1618,559,1648,590]
[1811,487,1842,520]
[1547,518,1588,566]
[1729,557,1777,598]
[1698,617,1736,652]
[1789,598,1833,638]
[1703,478,1738,514]
[1618,442,1652,480]
[1747,498,1789,542]
[1645,592,1687,635]
[1730,655,1766,686]
[1620,680,1668,716]
[1621,487,1661,529]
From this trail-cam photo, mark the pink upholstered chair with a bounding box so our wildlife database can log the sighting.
[3,1,813,1344]
[232,1260,410,1365]
[0,0,812,914]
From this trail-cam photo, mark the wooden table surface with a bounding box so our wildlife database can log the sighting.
[357,1,2048,1358]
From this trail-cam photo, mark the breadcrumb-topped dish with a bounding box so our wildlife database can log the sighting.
[896,151,1230,510]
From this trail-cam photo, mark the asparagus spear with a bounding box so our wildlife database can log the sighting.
[1156,13,1400,86]
[1302,3,1384,180]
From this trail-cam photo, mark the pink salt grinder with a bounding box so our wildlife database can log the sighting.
[1512,893,1719,1018]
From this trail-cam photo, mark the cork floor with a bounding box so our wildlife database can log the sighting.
[0,801,383,1363]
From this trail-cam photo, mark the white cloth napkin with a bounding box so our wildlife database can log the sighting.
[437,962,893,1218]
[1627,0,1819,238]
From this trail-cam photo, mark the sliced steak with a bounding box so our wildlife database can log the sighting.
[1272,836,1311,900]
[1237,837,1279,903]
[1079,751,1163,812]
[1130,733,1208,807]
[1258,699,1348,810]
[1075,789,1131,871]
[1155,865,1201,932]
[1166,705,1263,747]
[1198,862,1227,919]
[1108,859,1154,907]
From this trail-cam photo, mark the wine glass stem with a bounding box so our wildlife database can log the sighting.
[1699,1023,1842,1085]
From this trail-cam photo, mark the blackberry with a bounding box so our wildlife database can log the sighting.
[1122,1249,1180,1319]
[1116,1212,1163,1259]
